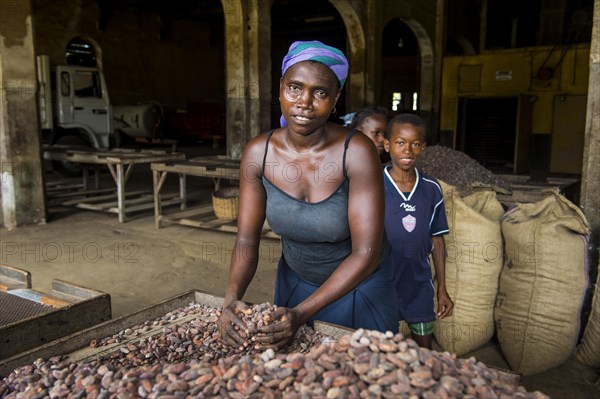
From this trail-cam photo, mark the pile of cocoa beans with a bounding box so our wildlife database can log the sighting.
[0,302,548,398]
[416,145,512,192]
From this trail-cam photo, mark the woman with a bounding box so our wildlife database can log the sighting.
[217,41,398,351]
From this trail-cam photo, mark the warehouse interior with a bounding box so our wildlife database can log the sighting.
[1,0,600,397]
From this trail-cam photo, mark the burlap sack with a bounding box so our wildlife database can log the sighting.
[433,181,505,355]
[495,190,590,376]
[575,269,600,367]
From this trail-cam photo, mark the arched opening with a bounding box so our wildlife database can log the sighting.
[380,19,420,116]
[270,0,347,128]
[66,36,101,68]
[446,35,476,56]
[380,17,435,137]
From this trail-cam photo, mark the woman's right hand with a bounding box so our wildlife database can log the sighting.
[217,300,252,350]
[253,306,303,351]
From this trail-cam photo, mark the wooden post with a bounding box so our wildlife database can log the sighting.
[0,0,46,228]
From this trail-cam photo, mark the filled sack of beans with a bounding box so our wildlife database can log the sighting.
[433,181,505,356]
[575,269,600,367]
[495,190,590,376]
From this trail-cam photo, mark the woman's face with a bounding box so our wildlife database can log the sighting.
[280,61,340,134]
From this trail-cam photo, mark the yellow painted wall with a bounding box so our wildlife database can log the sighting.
[440,45,590,136]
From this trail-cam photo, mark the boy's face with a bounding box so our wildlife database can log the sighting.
[384,123,426,172]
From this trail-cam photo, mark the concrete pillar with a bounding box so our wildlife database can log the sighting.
[0,0,46,229]
[248,0,272,136]
[330,0,366,111]
[479,0,487,53]
[581,0,600,258]
[222,0,249,159]
[365,0,381,105]
[431,0,445,142]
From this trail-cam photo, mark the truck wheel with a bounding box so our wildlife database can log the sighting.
[51,135,90,177]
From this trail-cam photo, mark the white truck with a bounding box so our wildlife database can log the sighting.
[36,55,163,176]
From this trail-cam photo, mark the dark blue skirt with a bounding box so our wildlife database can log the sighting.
[274,255,399,332]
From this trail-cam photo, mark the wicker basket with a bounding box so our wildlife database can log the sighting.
[212,187,239,221]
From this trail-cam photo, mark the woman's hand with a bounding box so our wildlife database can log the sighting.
[253,307,303,351]
[218,300,253,350]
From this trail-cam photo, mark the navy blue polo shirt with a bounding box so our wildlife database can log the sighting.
[383,166,449,323]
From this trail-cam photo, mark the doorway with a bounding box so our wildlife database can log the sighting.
[550,94,587,174]
[381,19,420,115]
[456,97,519,174]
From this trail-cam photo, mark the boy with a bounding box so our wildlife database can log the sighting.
[383,113,454,349]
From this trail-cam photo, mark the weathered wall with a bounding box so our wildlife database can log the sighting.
[441,46,590,134]
[32,0,225,110]
[440,45,590,172]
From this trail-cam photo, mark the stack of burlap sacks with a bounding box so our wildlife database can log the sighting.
[431,181,598,377]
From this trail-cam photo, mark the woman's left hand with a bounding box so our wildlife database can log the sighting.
[437,290,454,319]
[253,307,302,351]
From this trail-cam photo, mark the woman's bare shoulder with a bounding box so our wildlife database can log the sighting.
[343,127,381,172]
[243,129,277,162]
[345,126,376,151]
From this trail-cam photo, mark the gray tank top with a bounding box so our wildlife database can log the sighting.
[262,130,356,285]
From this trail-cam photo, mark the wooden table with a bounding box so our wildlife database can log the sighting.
[43,146,185,222]
[151,156,278,238]
[470,174,581,208]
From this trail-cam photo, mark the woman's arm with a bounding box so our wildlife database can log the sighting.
[218,134,268,348]
[223,135,268,305]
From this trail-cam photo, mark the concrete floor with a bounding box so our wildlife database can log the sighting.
[1,144,599,398]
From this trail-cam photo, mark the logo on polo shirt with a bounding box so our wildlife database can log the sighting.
[402,214,416,232]
[399,202,416,212]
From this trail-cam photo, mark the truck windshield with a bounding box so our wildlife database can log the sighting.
[73,71,101,99]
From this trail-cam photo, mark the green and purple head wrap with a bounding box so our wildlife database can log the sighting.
[280,40,349,127]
